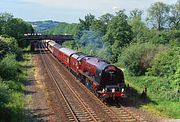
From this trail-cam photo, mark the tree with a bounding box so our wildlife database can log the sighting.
[0,13,13,34]
[171,60,180,100]
[79,14,96,31]
[90,13,114,35]
[0,81,10,109]
[2,18,33,47]
[129,9,150,43]
[147,2,170,30]
[118,43,167,76]
[99,13,114,25]
[147,46,180,77]
[76,14,96,40]
[0,12,33,48]
[0,36,22,60]
[0,12,13,22]
[90,20,107,35]
[103,10,133,62]
[0,54,19,80]
[129,8,143,19]
[169,1,180,29]
[2,18,32,39]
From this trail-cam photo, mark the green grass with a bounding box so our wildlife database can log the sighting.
[125,72,180,119]
[0,47,33,122]
[143,101,180,118]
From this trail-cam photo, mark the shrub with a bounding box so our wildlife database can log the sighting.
[0,54,19,80]
[5,80,22,91]
[0,81,24,121]
[127,75,180,102]
[0,81,10,109]
[147,46,180,78]
[0,36,23,60]
[118,43,167,76]
[6,92,25,122]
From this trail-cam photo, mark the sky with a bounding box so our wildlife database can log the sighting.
[0,0,177,23]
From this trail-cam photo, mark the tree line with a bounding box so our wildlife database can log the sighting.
[47,1,180,118]
[0,12,33,121]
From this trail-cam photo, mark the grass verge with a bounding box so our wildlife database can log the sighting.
[125,73,180,119]
[0,48,33,122]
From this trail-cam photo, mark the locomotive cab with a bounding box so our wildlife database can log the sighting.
[101,66,124,90]
[99,65,125,98]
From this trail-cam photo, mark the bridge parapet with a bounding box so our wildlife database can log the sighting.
[24,33,74,41]
[24,33,74,51]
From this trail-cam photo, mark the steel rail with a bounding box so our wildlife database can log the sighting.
[40,42,98,122]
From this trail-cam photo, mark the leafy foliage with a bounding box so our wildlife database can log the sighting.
[47,22,79,35]
[2,18,32,39]
[0,12,33,48]
[129,8,143,19]
[127,75,180,102]
[0,13,13,35]
[147,2,170,30]
[0,36,22,60]
[128,12,150,43]
[99,13,114,25]
[62,40,77,50]
[171,60,180,97]
[118,43,166,76]
[90,20,107,35]
[169,1,180,29]
[0,80,24,122]
[79,14,96,31]
[0,54,19,80]
[0,81,10,109]
[0,12,30,121]
[147,46,180,77]
[103,10,133,62]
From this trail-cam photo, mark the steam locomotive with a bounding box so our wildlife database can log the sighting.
[43,40,125,101]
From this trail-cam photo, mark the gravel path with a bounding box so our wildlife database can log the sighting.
[24,53,57,122]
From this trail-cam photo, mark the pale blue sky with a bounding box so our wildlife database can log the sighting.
[0,0,177,23]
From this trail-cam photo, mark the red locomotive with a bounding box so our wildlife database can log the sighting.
[43,40,125,101]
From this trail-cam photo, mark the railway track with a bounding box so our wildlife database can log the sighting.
[39,44,99,121]
[38,42,145,122]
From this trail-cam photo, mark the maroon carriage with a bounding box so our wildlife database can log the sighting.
[45,40,125,101]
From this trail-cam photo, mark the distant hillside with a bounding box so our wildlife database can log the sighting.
[29,20,60,33]
[47,22,79,35]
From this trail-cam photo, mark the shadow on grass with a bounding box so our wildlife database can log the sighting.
[24,79,55,122]
[107,85,157,108]
[23,50,32,54]
[0,107,52,122]
[25,108,55,122]
[21,49,47,70]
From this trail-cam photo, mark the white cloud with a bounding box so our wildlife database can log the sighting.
[2,0,177,22]
[24,0,111,9]
[20,0,177,12]
[112,6,119,10]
